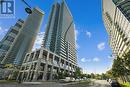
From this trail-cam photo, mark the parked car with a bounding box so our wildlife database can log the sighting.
[110,80,121,87]
[59,77,75,83]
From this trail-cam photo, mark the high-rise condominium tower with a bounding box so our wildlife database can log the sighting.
[43,0,77,64]
[0,19,24,62]
[102,0,130,58]
[1,7,44,65]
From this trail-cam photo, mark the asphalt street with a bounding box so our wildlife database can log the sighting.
[62,80,111,87]
[90,80,111,87]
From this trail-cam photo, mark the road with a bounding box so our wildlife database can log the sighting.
[62,80,111,87]
[0,80,111,87]
[90,80,111,87]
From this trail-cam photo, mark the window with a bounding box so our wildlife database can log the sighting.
[0,45,2,49]
[1,45,9,51]
[10,29,18,35]
[18,19,24,23]
[6,36,14,42]
[15,23,22,28]
[34,51,40,60]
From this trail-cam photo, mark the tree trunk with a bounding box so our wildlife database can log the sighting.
[120,76,126,83]
[124,75,130,83]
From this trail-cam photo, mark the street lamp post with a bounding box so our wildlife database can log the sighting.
[21,0,32,14]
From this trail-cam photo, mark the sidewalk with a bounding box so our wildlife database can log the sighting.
[22,81,63,87]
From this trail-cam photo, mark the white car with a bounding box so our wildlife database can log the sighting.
[59,77,72,82]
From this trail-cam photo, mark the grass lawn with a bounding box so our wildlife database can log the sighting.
[120,83,130,87]
[0,80,17,84]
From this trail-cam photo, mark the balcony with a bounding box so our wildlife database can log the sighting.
[48,60,53,65]
[60,64,65,69]
[41,58,46,63]
[53,61,59,67]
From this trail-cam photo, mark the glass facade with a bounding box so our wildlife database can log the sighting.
[43,1,77,64]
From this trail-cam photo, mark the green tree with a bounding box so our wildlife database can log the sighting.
[101,73,107,79]
[95,74,101,79]
[112,56,129,82]
[106,69,113,78]
[57,72,64,79]
[90,73,95,79]
[74,67,82,79]
[123,51,130,71]
[122,52,130,82]
[63,71,69,77]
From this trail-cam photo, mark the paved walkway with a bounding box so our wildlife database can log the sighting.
[0,82,63,87]
[0,80,111,87]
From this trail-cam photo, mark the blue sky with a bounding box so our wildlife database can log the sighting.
[0,0,113,74]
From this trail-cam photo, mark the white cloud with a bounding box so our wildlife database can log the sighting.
[86,31,91,38]
[0,27,1,31]
[109,61,113,68]
[97,42,105,51]
[0,26,8,40]
[76,44,80,49]
[74,26,80,49]
[81,58,91,62]
[93,57,100,62]
[0,27,8,33]
[81,57,100,63]
[32,32,44,50]
[81,58,86,62]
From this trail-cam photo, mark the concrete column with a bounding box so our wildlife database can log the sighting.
[24,54,31,81]
[26,54,31,62]
[28,71,33,81]
[26,63,32,81]
[21,64,27,81]
[33,67,40,81]
[33,50,43,81]
[52,55,55,65]
[23,54,29,63]
[42,52,49,80]
[58,58,61,72]
[68,62,70,74]
[32,51,37,60]
[39,49,43,59]
[49,65,54,80]
[17,64,24,81]
[26,72,30,81]
[22,71,26,81]
[50,55,55,80]
[17,71,22,81]
[17,54,30,81]
[63,60,66,72]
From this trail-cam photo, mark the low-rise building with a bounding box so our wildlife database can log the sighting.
[18,47,78,81]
